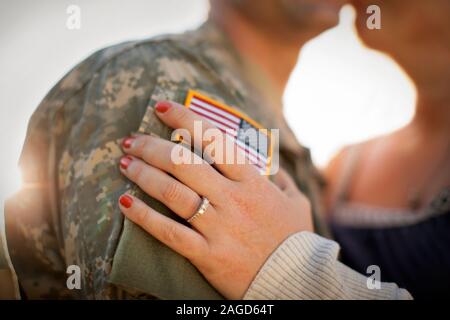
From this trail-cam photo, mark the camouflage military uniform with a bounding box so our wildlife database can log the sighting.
[5,21,327,299]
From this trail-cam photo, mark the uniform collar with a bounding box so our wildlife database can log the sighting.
[186,21,307,157]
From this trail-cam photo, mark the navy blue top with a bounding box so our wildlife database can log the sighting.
[331,204,450,300]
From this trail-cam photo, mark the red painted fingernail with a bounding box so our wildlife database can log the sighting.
[122,137,135,149]
[120,156,133,170]
[119,195,133,208]
[155,101,171,113]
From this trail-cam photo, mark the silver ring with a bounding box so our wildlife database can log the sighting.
[187,197,210,224]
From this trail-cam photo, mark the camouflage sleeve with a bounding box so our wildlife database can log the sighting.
[54,41,225,299]
[7,37,235,299]
[4,90,76,299]
[4,42,158,299]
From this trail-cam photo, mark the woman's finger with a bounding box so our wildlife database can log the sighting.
[122,134,227,202]
[119,155,218,231]
[153,100,259,181]
[118,193,208,261]
[273,168,299,198]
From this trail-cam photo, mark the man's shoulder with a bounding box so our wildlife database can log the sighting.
[45,35,195,103]
[29,29,217,134]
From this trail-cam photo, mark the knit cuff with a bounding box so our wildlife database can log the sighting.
[243,231,412,300]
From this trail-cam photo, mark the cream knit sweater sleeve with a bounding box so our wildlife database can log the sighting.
[243,232,412,300]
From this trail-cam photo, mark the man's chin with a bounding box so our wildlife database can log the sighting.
[312,12,340,30]
[298,15,340,37]
[285,5,341,34]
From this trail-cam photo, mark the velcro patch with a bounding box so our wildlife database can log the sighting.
[184,89,272,175]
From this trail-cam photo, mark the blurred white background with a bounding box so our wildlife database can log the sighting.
[0,0,415,206]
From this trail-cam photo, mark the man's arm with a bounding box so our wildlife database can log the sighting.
[5,39,226,299]
[4,106,75,298]
[0,209,20,299]
[4,42,153,298]
[244,232,412,300]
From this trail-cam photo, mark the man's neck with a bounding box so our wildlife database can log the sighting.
[210,9,305,114]
[398,46,450,136]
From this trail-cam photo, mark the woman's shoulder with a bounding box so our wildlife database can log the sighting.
[323,138,383,211]
[323,144,353,214]
[325,134,391,181]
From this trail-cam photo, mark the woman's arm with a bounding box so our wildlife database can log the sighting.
[117,100,412,300]
[244,231,412,300]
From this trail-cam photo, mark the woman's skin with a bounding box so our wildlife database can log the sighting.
[118,101,312,299]
[325,0,450,211]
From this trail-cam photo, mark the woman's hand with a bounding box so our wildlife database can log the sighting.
[118,101,313,299]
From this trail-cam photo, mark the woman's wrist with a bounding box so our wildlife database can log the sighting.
[243,231,333,299]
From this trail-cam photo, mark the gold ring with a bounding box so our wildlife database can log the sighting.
[187,197,210,224]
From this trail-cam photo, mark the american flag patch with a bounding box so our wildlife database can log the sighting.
[184,89,272,175]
